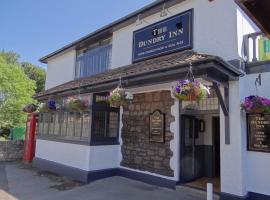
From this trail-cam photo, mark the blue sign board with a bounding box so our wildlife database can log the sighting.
[132,9,193,63]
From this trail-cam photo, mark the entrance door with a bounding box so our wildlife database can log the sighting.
[180,115,200,182]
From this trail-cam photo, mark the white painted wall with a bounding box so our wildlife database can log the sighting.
[246,152,270,195]
[196,114,219,146]
[220,82,248,197]
[35,139,121,171]
[202,115,213,146]
[88,145,120,170]
[111,0,240,69]
[170,95,180,181]
[35,139,91,171]
[45,50,76,89]
[239,72,270,196]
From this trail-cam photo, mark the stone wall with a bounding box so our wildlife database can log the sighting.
[0,141,24,162]
[121,90,175,177]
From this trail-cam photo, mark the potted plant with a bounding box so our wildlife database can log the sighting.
[39,99,57,112]
[108,86,130,107]
[66,97,89,113]
[23,104,38,113]
[172,80,210,102]
[241,95,270,114]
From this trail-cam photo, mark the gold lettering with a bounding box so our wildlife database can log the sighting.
[169,28,184,38]
[138,35,166,48]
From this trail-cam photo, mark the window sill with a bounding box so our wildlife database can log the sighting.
[37,135,120,146]
[90,141,120,146]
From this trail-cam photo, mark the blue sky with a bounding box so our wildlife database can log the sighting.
[0,0,155,68]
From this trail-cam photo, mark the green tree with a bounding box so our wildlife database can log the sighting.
[0,50,46,94]
[0,55,36,129]
[21,62,46,93]
[0,50,20,65]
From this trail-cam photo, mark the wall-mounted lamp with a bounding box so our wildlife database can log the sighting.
[125,92,134,101]
[136,14,143,26]
[255,73,262,96]
[199,119,206,132]
[160,3,169,17]
[255,74,262,87]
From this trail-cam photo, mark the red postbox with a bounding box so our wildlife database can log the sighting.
[23,113,38,163]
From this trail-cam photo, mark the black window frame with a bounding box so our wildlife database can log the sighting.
[90,92,120,146]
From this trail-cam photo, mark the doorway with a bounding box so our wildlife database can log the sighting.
[180,115,201,182]
[180,115,221,193]
[212,117,220,177]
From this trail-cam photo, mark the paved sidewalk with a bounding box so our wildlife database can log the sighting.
[0,163,8,191]
[0,162,216,200]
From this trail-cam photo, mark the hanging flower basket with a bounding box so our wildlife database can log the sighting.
[39,100,57,113]
[172,80,210,102]
[108,86,129,107]
[23,104,38,113]
[241,95,270,114]
[184,103,199,110]
[66,97,89,113]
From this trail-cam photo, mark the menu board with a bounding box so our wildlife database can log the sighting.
[149,110,165,143]
[247,114,270,152]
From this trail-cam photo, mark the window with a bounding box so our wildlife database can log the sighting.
[38,111,91,142]
[37,94,92,142]
[91,93,120,145]
[37,93,120,145]
[75,38,112,79]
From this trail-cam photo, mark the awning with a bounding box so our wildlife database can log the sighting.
[35,50,243,100]
[235,0,270,38]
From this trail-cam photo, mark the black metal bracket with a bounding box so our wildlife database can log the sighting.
[212,82,230,145]
[213,82,229,116]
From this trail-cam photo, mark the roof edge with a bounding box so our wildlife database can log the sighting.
[36,51,243,99]
[39,0,187,64]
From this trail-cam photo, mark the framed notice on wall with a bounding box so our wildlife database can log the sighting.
[247,114,270,153]
[149,110,165,143]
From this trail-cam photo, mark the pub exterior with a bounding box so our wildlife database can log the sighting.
[34,0,270,199]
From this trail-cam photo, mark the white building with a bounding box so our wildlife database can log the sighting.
[34,0,270,199]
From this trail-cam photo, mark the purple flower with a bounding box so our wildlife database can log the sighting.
[175,86,180,93]
[241,95,270,113]
[261,97,270,106]
[246,95,255,101]
[244,101,253,109]
[48,100,56,110]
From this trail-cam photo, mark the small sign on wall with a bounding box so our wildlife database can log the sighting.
[247,114,270,153]
[149,110,165,143]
